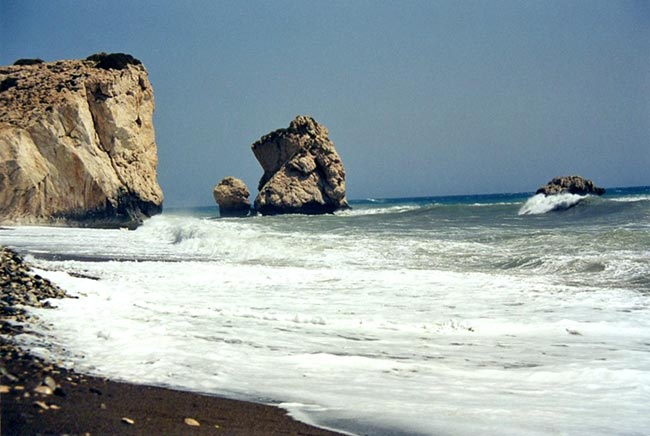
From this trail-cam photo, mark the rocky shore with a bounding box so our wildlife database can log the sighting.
[0,246,345,435]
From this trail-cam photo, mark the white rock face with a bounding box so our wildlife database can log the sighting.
[0,56,163,228]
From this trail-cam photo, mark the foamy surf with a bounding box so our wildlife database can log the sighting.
[3,186,650,436]
[518,192,588,215]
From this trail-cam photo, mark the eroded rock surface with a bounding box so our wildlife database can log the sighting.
[536,176,606,196]
[0,54,163,228]
[213,177,251,217]
[252,116,348,215]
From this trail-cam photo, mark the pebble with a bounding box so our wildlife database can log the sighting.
[33,400,49,410]
[0,366,18,382]
[42,374,58,390]
[184,417,200,426]
[33,385,53,395]
[121,417,135,425]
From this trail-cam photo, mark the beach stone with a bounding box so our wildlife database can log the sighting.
[535,176,605,196]
[212,177,251,217]
[252,115,349,215]
[184,417,201,426]
[33,385,53,395]
[42,375,57,390]
[33,400,49,410]
[0,56,163,229]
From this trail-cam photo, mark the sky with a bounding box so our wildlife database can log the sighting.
[2,0,649,207]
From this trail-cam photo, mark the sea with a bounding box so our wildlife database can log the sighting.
[2,186,650,436]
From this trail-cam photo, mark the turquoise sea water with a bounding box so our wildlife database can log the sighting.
[2,186,650,435]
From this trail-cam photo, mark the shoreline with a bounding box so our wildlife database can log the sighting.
[1,246,348,436]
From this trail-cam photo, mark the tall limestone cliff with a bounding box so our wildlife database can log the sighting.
[0,54,163,229]
[252,116,349,215]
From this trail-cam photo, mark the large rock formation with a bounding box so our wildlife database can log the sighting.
[252,116,349,215]
[213,177,251,217]
[536,176,606,197]
[0,54,163,229]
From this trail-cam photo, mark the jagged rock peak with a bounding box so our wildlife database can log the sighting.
[536,175,606,196]
[252,115,349,215]
[251,115,329,191]
[213,177,251,217]
[0,55,163,229]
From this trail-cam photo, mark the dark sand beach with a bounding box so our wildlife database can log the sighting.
[0,247,345,436]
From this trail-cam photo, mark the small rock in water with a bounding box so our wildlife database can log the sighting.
[121,417,135,425]
[184,417,200,426]
[565,328,582,336]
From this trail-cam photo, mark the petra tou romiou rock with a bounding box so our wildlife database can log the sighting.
[252,115,349,215]
[0,53,163,229]
[212,176,251,217]
[536,175,606,197]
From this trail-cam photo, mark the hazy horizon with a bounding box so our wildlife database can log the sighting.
[2,0,648,207]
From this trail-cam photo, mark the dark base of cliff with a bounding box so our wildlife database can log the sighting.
[256,203,350,216]
[218,206,253,218]
[57,194,163,230]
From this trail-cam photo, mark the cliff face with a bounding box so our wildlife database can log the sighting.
[0,56,163,229]
[252,116,349,215]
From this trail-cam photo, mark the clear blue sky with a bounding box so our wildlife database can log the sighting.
[2,0,648,206]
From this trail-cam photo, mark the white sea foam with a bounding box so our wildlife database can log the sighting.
[608,195,650,203]
[518,193,588,215]
[335,204,423,216]
[4,206,650,436]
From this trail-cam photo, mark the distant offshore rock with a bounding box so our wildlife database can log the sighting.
[212,177,251,217]
[536,176,606,197]
[252,115,349,215]
[0,53,163,229]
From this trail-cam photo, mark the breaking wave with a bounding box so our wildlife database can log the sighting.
[518,193,589,215]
